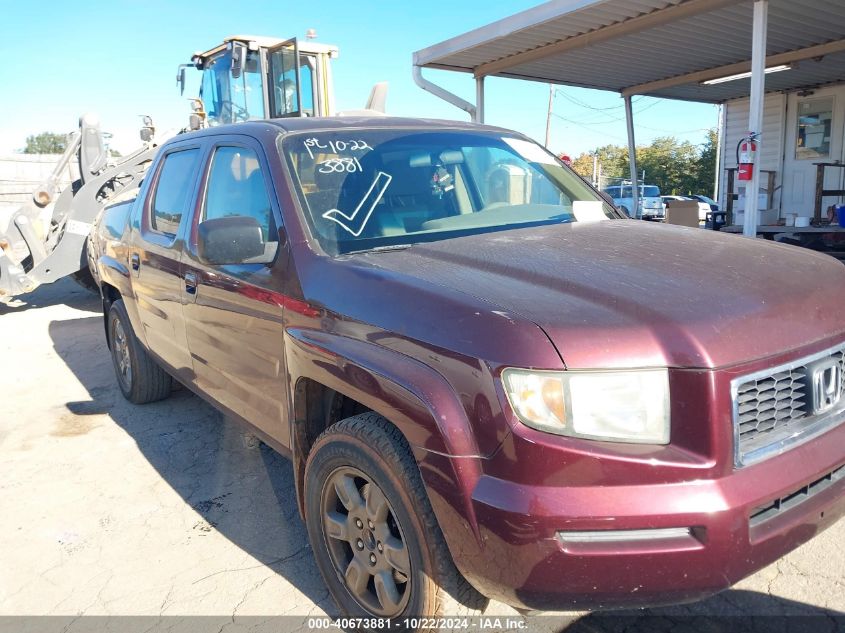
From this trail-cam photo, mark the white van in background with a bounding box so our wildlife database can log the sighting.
[603,184,664,219]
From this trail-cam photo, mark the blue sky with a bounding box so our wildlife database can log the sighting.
[0,1,719,156]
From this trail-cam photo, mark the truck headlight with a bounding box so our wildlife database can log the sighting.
[502,368,670,444]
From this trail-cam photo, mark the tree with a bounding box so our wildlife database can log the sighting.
[637,136,700,195]
[23,132,68,154]
[694,128,718,198]
[570,144,628,186]
[567,131,718,196]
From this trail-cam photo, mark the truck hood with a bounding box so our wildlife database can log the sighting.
[354,220,845,369]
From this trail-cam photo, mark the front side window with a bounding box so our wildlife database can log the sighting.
[203,146,276,242]
[281,130,616,255]
[151,149,200,237]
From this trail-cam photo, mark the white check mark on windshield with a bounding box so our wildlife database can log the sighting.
[322,171,392,237]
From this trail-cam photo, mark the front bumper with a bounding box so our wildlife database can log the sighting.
[462,420,845,610]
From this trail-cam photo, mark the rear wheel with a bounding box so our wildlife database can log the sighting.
[305,413,487,627]
[108,299,172,404]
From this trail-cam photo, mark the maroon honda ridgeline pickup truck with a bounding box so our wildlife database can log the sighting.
[89,117,845,621]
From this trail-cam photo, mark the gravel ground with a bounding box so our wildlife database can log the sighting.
[0,278,842,633]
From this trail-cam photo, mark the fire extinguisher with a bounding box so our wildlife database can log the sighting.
[737,132,758,182]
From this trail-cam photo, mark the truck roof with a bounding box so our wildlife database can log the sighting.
[171,117,519,142]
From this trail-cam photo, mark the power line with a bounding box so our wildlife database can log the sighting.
[552,92,664,126]
[554,89,651,114]
[550,113,630,143]
[555,89,627,111]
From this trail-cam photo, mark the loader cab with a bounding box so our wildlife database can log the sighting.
[184,36,337,127]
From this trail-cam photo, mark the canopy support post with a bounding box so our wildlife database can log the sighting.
[624,95,640,218]
[475,76,485,123]
[743,0,768,237]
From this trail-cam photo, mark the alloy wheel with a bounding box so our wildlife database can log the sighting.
[112,318,132,390]
[320,466,412,617]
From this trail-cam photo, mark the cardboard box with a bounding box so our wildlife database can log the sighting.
[664,200,700,227]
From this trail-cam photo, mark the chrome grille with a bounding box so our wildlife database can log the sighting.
[736,369,808,440]
[733,345,845,467]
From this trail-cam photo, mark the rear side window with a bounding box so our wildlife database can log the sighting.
[151,149,200,236]
[203,146,277,241]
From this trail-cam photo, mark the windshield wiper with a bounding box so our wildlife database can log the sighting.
[345,244,412,255]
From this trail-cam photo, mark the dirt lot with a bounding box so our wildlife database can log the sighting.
[1,279,843,632]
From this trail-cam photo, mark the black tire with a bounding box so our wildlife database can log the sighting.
[304,413,487,627]
[107,299,172,404]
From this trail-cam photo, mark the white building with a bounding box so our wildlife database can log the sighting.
[720,86,845,223]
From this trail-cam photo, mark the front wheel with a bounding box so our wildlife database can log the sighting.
[304,413,486,625]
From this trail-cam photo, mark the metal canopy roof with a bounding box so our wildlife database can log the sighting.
[413,0,845,103]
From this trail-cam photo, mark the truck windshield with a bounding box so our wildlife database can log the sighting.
[281,130,617,255]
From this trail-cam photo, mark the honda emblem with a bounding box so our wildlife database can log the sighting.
[812,358,842,415]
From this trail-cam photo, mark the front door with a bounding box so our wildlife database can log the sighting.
[781,87,845,217]
[130,143,204,382]
[181,137,291,441]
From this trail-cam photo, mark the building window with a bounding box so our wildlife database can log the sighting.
[796,97,833,160]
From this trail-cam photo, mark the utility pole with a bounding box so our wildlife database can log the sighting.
[592,153,598,186]
[545,84,554,148]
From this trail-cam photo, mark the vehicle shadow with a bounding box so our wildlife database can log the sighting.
[48,313,337,616]
[557,590,844,632]
[0,277,100,315]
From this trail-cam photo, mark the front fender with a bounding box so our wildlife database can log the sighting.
[285,327,490,552]
[286,327,489,458]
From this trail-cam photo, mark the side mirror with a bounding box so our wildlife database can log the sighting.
[230,42,246,80]
[176,65,189,96]
[197,216,267,265]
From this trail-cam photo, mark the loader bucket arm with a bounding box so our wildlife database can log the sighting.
[0,143,156,302]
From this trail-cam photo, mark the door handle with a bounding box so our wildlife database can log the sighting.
[184,271,198,295]
[130,253,140,271]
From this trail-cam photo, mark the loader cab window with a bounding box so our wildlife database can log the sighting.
[269,46,316,118]
[200,48,266,125]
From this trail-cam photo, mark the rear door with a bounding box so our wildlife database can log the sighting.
[129,142,205,381]
[180,135,291,441]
